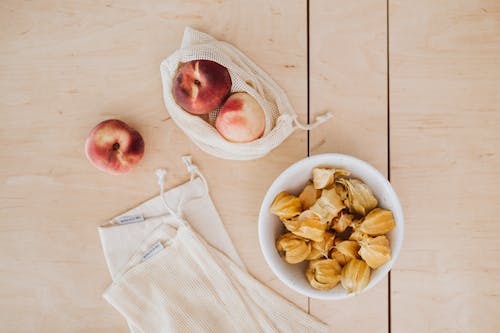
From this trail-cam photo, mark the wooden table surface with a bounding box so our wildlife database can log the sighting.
[1,1,499,332]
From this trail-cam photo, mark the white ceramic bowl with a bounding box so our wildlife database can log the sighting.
[258,153,404,300]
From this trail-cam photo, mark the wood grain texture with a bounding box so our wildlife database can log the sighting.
[0,1,308,331]
[390,1,500,332]
[308,1,389,332]
[4,1,499,332]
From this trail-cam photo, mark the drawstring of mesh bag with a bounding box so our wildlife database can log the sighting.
[292,112,333,131]
[155,155,209,225]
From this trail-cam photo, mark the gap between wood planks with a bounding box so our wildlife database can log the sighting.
[386,0,392,332]
[306,0,311,314]
[305,1,393,331]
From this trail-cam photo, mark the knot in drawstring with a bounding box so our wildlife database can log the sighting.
[181,155,208,199]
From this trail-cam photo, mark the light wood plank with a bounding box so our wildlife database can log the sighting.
[0,1,308,331]
[390,1,500,332]
[309,1,389,332]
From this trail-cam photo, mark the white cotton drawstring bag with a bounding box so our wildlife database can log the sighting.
[99,156,328,333]
[160,27,332,160]
[99,156,243,333]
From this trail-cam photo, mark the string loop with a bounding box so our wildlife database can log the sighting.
[155,156,209,225]
[292,112,333,130]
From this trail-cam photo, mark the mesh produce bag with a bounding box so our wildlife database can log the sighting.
[99,157,328,333]
[160,27,332,160]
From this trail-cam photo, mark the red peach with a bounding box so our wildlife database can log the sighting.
[173,60,232,115]
[215,92,266,143]
[85,119,144,175]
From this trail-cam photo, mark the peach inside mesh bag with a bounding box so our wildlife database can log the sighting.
[160,27,332,160]
[99,156,328,333]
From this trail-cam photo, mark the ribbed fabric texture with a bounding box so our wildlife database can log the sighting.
[99,178,244,333]
[103,224,327,333]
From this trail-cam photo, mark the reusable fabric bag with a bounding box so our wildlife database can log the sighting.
[99,157,327,333]
[160,27,332,160]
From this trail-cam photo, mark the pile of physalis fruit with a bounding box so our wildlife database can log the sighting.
[270,167,396,294]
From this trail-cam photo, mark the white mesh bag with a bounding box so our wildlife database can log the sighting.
[160,27,332,160]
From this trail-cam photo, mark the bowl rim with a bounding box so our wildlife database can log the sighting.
[258,153,404,300]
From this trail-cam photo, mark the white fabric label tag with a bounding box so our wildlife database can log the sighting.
[116,214,145,225]
[142,241,164,261]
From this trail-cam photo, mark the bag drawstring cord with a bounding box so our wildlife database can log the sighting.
[292,112,333,131]
[155,155,209,225]
[181,155,208,198]
[155,168,185,225]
